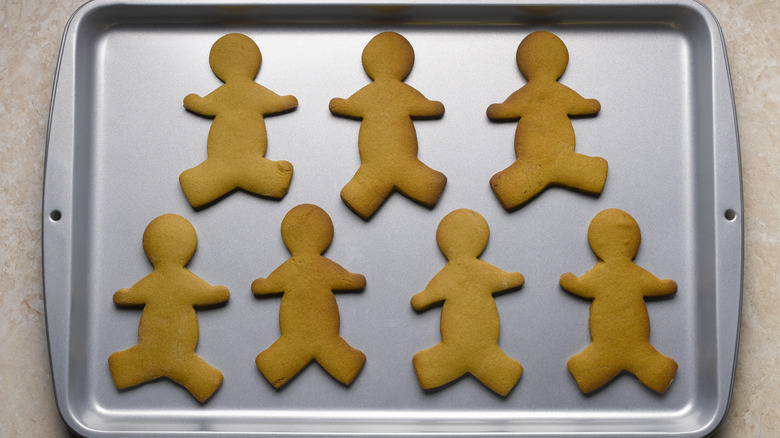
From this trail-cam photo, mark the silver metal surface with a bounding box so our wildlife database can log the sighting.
[43,0,743,436]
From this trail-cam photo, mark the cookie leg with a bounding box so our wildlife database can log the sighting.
[628,345,678,393]
[179,159,236,208]
[489,160,549,210]
[340,166,393,219]
[256,336,312,388]
[395,159,447,207]
[108,346,159,390]
[412,343,465,390]
[170,353,224,402]
[315,336,366,385]
[470,345,523,396]
[238,156,294,199]
[552,153,608,195]
[567,344,622,394]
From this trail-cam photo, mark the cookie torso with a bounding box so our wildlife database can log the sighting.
[581,263,653,347]
[512,82,581,160]
[205,81,270,158]
[275,256,344,338]
[437,261,502,349]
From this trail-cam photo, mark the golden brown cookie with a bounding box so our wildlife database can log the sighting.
[108,214,230,402]
[181,33,298,208]
[411,209,524,396]
[330,32,447,219]
[560,208,678,394]
[252,204,366,387]
[487,31,607,210]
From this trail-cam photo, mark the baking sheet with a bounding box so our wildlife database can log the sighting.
[43,0,743,436]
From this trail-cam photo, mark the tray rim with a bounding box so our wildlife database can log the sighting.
[42,0,743,436]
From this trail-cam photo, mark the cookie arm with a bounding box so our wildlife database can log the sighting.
[404,87,445,118]
[409,99,444,118]
[193,285,231,306]
[325,260,367,291]
[490,267,525,294]
[329,97,364,118]
[641,270,678,297]
[183,93,218,117]
[113,287,146,306]
[486,89,527,120]
[563,86,601,116]
[411,274,447,311]
[559,272,595,298]
[251,265,287,296]
[332,273,366,291]
[258,86,298,115]
[177,271,230,306]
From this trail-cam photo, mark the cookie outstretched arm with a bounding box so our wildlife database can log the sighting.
[486,89,528,120]
[329,93,366,119]
[640,269,678,297]
[257,86,298,115]
[488,265,525,294]
[251,265,288,296]
[563,87,601,116]
[113,285,147,306]
[192,282,230,307]
[411,274,447,311]
[559,272,595,298]
[405,87,445,118]
[325,259,367,291]
[183,92,219,117]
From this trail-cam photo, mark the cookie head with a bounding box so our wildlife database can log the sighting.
[281,204,334,256]
[142,214,197,268]
[362,32,415,81]
[516,31,569,81]
[436,209,490,261]
[209,33,262,82]
[587,208,641,262]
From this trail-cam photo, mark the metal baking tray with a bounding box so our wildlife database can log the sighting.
[43,0,742,436]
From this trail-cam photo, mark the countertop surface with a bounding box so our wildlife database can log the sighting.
[1,0,777,436]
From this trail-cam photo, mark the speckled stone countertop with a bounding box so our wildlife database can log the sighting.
[1,0,777,436]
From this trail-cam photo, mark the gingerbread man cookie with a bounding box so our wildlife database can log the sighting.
[487,31,607,210]
[181,33,298,208]
[252,204,366,388]
[411,209,525,396]
[330,32,447,219]
[108,214,230,402]
[560,208,678,394]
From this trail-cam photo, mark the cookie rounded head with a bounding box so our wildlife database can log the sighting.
[209,33,262,83]
[516,31,569,81]
[362,32,415,81]
[587,208,642,262]
[142,214,197,268]
[281,204,334,256]
[436,209,490,261]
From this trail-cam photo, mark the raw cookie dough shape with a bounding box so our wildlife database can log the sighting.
[329,32,447,220]
[181,33,298,208]
[487,31,607,210]
[411,209,525,396]
[560,208,678,394]
[108,214,230,402]
[252,204,366,388]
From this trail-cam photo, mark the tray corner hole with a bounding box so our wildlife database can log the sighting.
[724,209,737,222]
[50,210,62,222]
